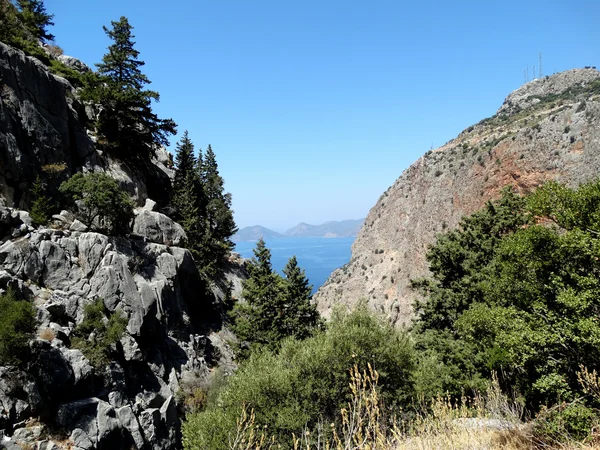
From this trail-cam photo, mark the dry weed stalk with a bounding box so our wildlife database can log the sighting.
[229,404,278,450]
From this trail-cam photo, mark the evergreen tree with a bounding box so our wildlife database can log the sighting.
[230,239,285,357]
[0,1,19,43]
[230,240,323,359]
[281,256,323,339]
[29,175,53,226]
[15,0,53,42]
[85,17,176,160]
[199,144,237,275]
[172,131,204,250]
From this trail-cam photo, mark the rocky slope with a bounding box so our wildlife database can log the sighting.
[314,68,600,326]
[0,42,245,449]
[0,41,173,208]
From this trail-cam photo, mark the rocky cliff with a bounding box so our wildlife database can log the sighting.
[314,68,600,326]
[0,42,244,449]
[0,42,172,208]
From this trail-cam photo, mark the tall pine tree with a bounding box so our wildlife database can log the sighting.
[15,0,54,42]
[172,131,204,249]
[281,256,323,339]
[230,238,284,357]
[230,241,323,359]
[85,17,176,160]
[199,144,237,276]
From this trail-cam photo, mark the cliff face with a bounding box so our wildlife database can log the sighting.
[0,42,172,208]
[0,43,244,449]
[314,68,600,326]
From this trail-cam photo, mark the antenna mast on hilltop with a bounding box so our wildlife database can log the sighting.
[533,65,536,79]
[539,52,543,78]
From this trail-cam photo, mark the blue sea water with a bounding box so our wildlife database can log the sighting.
[234,237,355,293]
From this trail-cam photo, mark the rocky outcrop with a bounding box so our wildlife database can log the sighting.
[0,206,241,449]
[133,209,187,247]
[0,41,173,209]
[314,68,600,326]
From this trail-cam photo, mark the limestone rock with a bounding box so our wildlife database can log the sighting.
[315,68,600,326]
[133,210,187,247]
[57,55,91,74]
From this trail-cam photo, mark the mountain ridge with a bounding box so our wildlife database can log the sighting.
[314,68,600,326]
[232,218,365,242]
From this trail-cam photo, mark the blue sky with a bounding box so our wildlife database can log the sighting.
[46,0,598,231]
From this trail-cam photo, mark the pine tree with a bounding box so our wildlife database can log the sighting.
[172,131,204,250]
[199,144,237,275]
[281,256,323,339]
[230,241,323,359]
[85,16,176,160]
[230,238,285,357]
[16,0,54,42]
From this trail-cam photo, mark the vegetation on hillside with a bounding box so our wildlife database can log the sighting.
[171,131,237,277]
[0,288,36,366]
[181,179,600,449]
[183,307,413,449]
[71,299,128,368]
[229,238,323,358]
[59,172,134,234]
[81,16,177,160]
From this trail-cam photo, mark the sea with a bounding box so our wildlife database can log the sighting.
[234,236,355,294]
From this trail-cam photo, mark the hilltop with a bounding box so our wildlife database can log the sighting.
[233,219,365,242]
[314,68,600,326]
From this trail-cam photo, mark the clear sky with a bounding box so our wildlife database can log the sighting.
[45,0,598,231]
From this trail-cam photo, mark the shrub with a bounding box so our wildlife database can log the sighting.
[59,172,133,234]
[71,299,128,368]
[182,306,414,449]
[533,402,598,443]
[29,176,54,226]
[0,289,36,366]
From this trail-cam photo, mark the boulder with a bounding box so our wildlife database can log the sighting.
[56,55,91,73]
[133,210,186,247]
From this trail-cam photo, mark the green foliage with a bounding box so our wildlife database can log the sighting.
[198,144,237,277]
[71,299,128,368]
[59,172,133,234]
[29,175,54,226]
[82,16,176,160]
[182,307,414,450]
[15,0,54,42]
[170,134,237,277]
[412,187,530,332]
[412,179,600,412]
[281,256,324,340]
[0,288,36,366]
[230,239,322,358]
[533,402,598,443]
[171,131,205,251]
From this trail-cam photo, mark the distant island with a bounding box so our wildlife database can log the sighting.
[233,219,365,242]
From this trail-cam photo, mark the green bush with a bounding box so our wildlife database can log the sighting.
[29,176,54,226]
[71,299,128,368]
[59,172,133,234]
[0,289,37,366]
[533,402,598,443]
[182,306,414,450]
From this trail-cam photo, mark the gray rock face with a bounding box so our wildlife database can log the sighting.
[133,209,187,247]
[315,68,600,326]
[56,54,91,74]
[0,222,245,449]
[0,40,247,450]
[0,42,92,207]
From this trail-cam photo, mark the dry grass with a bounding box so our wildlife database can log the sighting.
[39,327,56,341]
[227,367,600,450]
